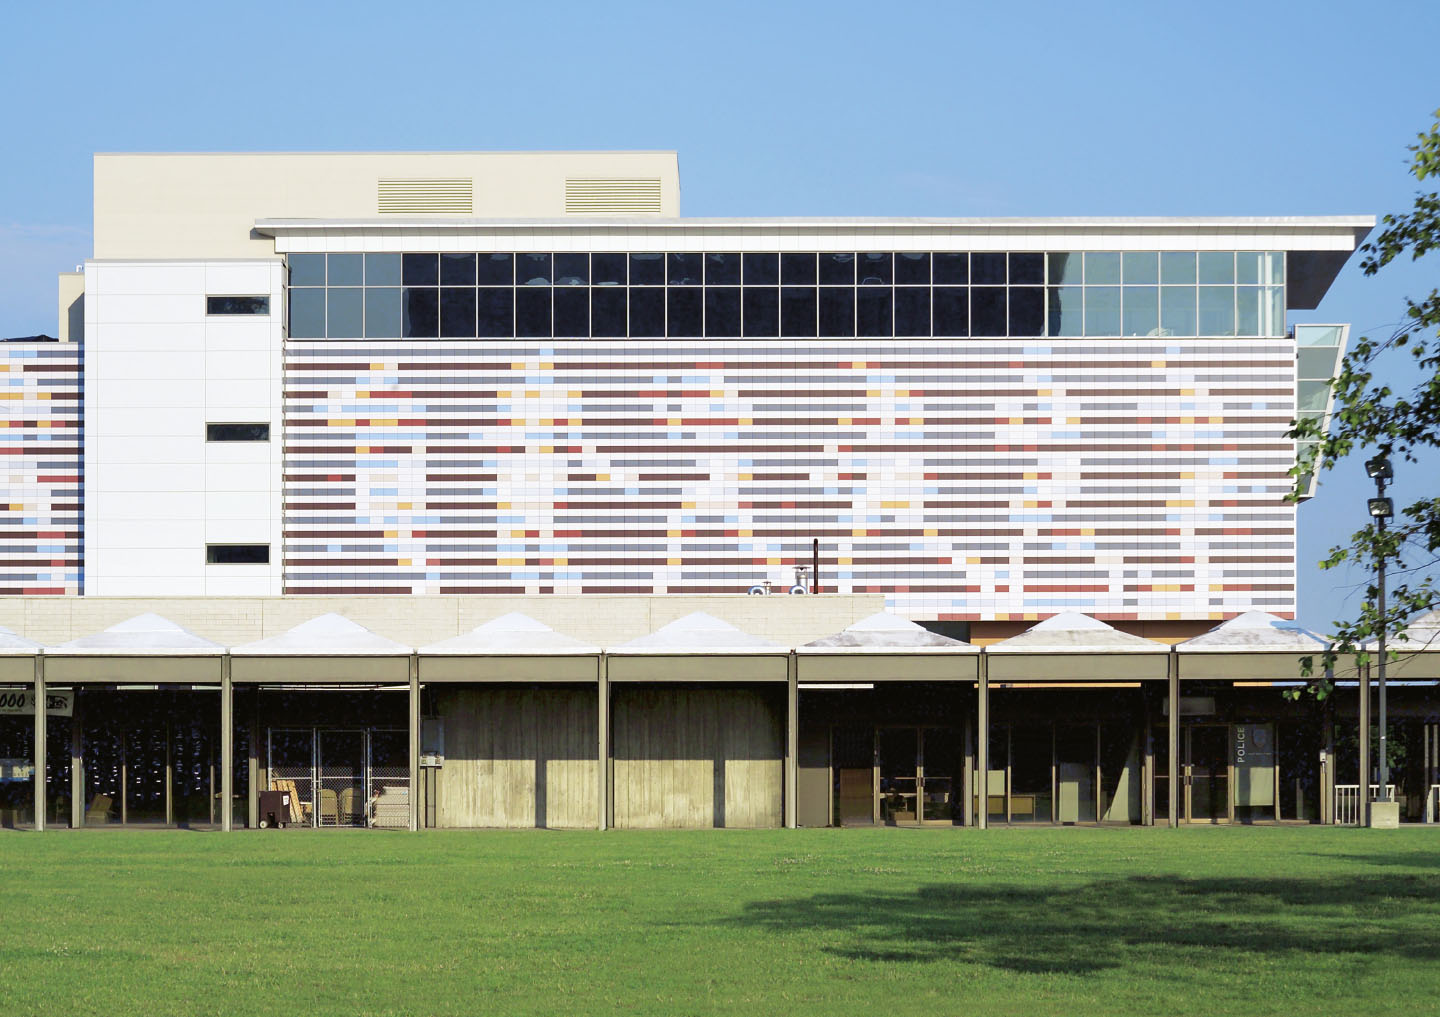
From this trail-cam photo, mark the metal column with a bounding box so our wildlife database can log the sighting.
[1168,652,1180,828]
[33,653,45,832]
[408,653,420,832]
[220,655,233,832]
[597,653,609,831]
[784,651,798,829]
[977,656,989,830]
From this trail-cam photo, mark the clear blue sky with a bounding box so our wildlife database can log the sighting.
[2,0,1437,631]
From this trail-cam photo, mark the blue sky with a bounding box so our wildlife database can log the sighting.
[2,0,1437,630]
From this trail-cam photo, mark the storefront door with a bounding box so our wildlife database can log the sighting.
[1184,725,1231,823]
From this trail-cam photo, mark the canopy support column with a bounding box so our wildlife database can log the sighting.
[977,657,989,830]
[597,654,609,831]
[33,653,45,832]
[784,651,798,830]
[220,655,233,832]
[1168,653,1179,828]
[408,653,420,832]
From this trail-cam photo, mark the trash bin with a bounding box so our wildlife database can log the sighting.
[258,790,292,829]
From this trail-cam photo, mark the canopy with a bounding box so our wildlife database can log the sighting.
[419,612,600,683]
[46,613,223,684]
[799,612,978,682]
[231,613,410,684]
[1364,607,1440,680]
[1176,611,1330,681]
[984,612,1169,682]
[607,612,786,683]
[0,626,43,683]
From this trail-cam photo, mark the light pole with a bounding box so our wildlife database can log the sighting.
[1365,455,1393,806]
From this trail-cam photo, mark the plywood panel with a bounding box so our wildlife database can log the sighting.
[434,686,597,829]
[612,686,782,828]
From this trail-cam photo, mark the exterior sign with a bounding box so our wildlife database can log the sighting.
[1233,723,1275,807]
[0,690,74,717]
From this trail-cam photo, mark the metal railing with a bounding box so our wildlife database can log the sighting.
[1333,784,1397,826]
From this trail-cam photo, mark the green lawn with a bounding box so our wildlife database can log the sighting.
[1,827,1437,1016]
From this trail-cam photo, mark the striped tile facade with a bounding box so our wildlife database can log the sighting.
[283,338,1296,620]
[0,343,83,595]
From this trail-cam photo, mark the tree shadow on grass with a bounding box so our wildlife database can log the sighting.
[719,874,1440,974]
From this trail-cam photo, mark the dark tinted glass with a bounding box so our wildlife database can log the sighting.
[1009,253,1044,285]
[819,287,854,336]
[207,296,269,315]
[743,253,779,285]
[553,288,589,336]
[705,253,740,285]
[629,253,665,285]
[440,253,475,286]
[895,252,930,284]
[629,286,665,337]
[933,253,968,284]
[781,287,817,336]
[288,288,325,337]
[402,288,439,337]
[971,286,1006,335]
[743,287,779,337]
[403,254,439,286]
[517,253,551,286]
[704,286,741,335]
[288,254,325,287]
[364,288,401,336]
[933,287,968,336]
[206,544,269,564]
[819,252,855,284]
[592,253,627,286]
[971,253,1006,285]
[592,288,627,337]
[858,252,892,285]
[667,287,703,336]
[365,253,402,285]
[515,287,551,336]
[554,253,588,286]
[328,253,363,286]
[477,288,513,337]
[206,423,270,442]
[668,253,703,285]
[440,288,476,337]
[894,287,930,336]
[476,254,513,285]
[781,253,817,285]
[857,287,892,336]
[1008,286,1045,335]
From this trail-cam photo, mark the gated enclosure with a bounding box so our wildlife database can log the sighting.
[267,727,409,828]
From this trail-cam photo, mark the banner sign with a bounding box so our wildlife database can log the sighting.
[1233,723,1275,807]
[0,690,73,717]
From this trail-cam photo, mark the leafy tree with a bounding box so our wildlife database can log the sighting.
[1290,110,1440,691]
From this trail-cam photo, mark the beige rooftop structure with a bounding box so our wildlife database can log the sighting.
[92,150,682,259]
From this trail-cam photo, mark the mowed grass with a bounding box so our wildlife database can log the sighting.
[2,827,1438,1016]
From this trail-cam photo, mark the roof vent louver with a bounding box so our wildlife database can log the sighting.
[564,177,664,215]
[377,177,473,214]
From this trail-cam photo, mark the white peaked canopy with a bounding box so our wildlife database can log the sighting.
[1364,607,1440,680]
[985,612,1165,653]
[607,612,787,683]
[0,626,43,653]
[55,613,223,655]
[418,612,600,683]
[1178,611,1328,652]
[421,612,598,654]
[1370,608,1440,650]
[799,612,979,682]
[0,625,43,683]
[47,613,224,683]
[984,612,1169,682]
[230,613,410,684]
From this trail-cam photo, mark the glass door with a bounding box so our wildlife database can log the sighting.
[1055,724,1097,823]
[919,728,957,823]
[832,725,875,826]
[878,727,919,824]
[1185,725,1230,823]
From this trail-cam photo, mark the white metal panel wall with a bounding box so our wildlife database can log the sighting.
[83,260,284,595]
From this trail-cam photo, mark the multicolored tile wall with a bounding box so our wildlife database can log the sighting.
[0,342,83,595]
[282,339,1297,621]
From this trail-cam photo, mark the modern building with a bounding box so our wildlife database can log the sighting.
[2,151,1433,833]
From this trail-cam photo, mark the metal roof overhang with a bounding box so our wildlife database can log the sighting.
[984,650,1170,682]
[0,654,37,683]
[1176,649,1320,681]
[230,653,410,685]
[605,649,789,683]
[1373,649,1440,681]
[796,647,979,683]
[43,652,224,684]
[419,651,601,683]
